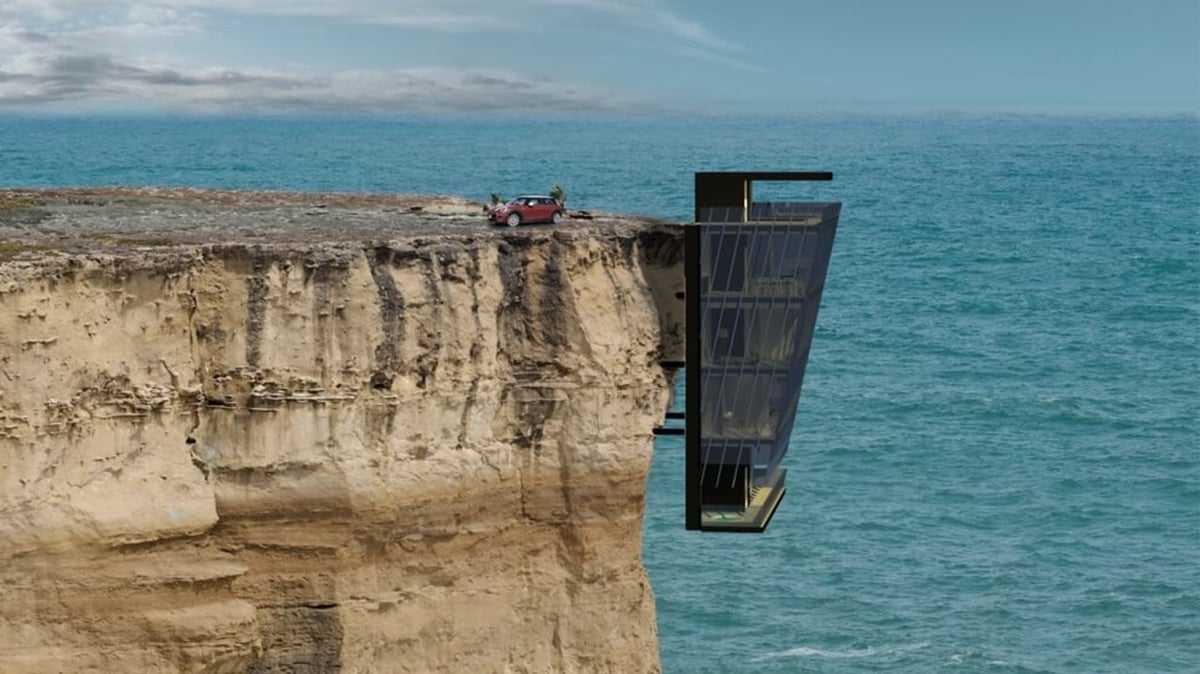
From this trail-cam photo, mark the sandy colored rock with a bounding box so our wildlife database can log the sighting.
[0,190,684,673]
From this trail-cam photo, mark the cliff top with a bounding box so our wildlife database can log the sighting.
[0,188,676,261]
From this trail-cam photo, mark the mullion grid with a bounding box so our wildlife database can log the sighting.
[767,231,811,472]
[768,225,827,473]
[699,219,823,515]
[774,229,818,471]
[705,225,800,509]
[728,227,797,494]
[700,223,739,491]
[699,221,743,492]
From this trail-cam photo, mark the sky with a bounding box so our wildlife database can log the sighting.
[0,0,1197,115]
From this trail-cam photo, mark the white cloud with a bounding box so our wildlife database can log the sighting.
[0,48,627,112]
[0,0,752,111]
[671,44,765,74]
[4,0,743,47]
[538,0,743,52]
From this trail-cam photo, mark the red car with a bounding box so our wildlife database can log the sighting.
[489,196,566,227]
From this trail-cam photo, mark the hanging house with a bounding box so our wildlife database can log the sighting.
[684,172,841,532]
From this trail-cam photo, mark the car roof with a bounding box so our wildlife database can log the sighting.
[514,195,554,199]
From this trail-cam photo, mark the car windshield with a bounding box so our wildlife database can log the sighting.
[506,198,526,205]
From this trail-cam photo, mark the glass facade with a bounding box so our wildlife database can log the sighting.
[686,173,839,532]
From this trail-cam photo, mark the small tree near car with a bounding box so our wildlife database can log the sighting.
[549,185,566,207]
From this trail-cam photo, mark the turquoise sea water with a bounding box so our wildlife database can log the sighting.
[2,113,1197,672]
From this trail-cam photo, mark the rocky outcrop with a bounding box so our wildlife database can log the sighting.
[0,195,684,673]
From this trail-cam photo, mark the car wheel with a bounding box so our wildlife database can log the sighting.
[506,212,521,227]
[551,211,563,224]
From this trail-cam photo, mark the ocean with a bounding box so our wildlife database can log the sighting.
[1,112,1196,673]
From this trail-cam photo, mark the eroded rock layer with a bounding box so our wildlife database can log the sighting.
[0,219,684,673]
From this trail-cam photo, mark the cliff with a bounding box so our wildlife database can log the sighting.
[0,190,685,673]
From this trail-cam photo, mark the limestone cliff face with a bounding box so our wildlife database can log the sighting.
[0,221,684,673]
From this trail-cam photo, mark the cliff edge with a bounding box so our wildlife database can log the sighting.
[0,190,685,673]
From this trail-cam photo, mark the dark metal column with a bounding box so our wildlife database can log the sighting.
[684,224,702,531]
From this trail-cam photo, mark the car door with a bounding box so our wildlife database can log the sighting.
[526,198,548,222]
[515,198,534,221]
